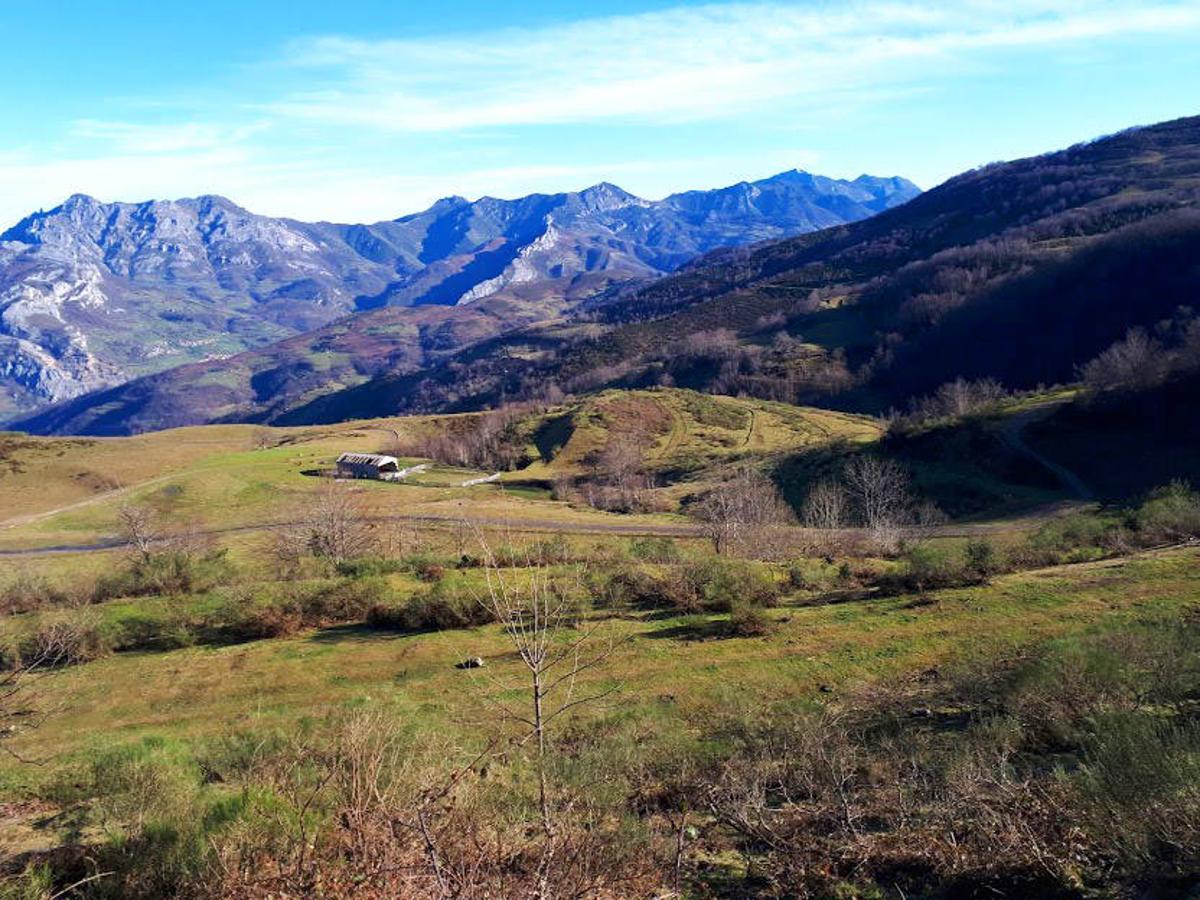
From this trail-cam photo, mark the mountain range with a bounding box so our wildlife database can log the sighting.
[0,171,918,423]
[60,113,1192,438]
[12,115,1200,441]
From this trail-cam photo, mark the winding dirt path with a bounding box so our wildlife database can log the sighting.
[996,403,1096,502]
[0,473,182,531]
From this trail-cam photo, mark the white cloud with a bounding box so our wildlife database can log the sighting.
[70,120,269,154]
[1,0,1197,227]
[268,1,1200,132]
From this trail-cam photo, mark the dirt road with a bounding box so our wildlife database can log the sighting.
[996,402,1096,502]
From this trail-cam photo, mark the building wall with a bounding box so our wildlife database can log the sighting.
[337,462,378,479]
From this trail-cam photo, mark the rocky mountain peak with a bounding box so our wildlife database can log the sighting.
[576,182,645,212]
[0,166,921,425]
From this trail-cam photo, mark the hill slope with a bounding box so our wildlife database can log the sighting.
[275,115,1200,425]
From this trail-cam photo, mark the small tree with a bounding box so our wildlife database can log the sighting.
[843,456,912,553]
[695,467,794,555]
[802,478,848,530]
[1081,328,1170,395]
[307,480,374,565]
[1,626,69,762]
[117,503,158,561]
[472,534,623,897]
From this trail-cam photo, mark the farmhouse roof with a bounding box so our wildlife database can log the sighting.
[336,452,400,468]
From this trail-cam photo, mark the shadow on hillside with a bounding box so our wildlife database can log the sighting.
[644,617,732,642]
[306,624,399,644]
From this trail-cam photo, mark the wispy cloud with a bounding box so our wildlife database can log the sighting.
[1,0,1197,227]
[70,120,269,155]
[269,0,1200,132]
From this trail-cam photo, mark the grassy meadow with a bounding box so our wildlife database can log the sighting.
[2,390,1199,898]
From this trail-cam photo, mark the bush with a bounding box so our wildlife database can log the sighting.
[70,737,251,898]
[676,558,781,613]
[9,618,110,669]
[416,562,445,583]
[1027,513,1118,556]
[223,604,304,641]
[727,602,776,637]
[588,565,667,611]
[368,580,494,632]
[878,545,975,593]
[1134,480,1200,542]
[594,559,770,613]
[908,545,965,589]
[333,556,405,578]
[94,550,235,601]
[0,573,71,615]
[301,577,395,623]
[1072,713,1200,876]
[628,537,680,563]
[0,864,54,900]
[531,535,573,564]
[787,559,840,592]
[963,538,1002,578]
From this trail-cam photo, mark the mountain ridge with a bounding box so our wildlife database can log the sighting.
[17,110,1200,437]
[0,170,919,422]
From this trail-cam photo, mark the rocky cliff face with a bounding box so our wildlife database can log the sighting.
[0,172,918,422]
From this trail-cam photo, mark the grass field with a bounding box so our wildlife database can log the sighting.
[0,390,883,554]
[2,397,1198,896]
[4,547,1195,788]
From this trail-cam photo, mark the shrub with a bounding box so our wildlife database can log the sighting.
[369,581,494,632]
[0,863,54,900]
[13,618,110,669]
[963,538,1002,578]
[300,577,395,624]
[74,737,251,898]
[334,556,405,578]
[416,562,446,583]
[94,550,235,601]
[531,535,573,564]
[1072,713,1200,876]
[1134,480,1200,542]
[675,558,780,613]
[628,537,680,563]
[727,602,776,637]
[878,544,974,593]
[108,608,198,653]
[0,573,71,615]
[224,604,304,641]
[1027,513,1118,555]
[588,566,667,611]
[787,559,838,592]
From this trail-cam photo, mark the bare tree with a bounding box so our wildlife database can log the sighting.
[471,534,623,897]
[585,430,656,512]
[802,478,849,530]
[1081,328,1170,395]
[842,456,912,552]
[117,503,158,561]
[1,626,69,763]
[306,480,375,564]
[694,467,794,555]
[270,524,311,580]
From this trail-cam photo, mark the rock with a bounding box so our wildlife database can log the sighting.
[456,656,485,670]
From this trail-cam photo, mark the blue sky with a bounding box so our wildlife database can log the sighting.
[1,1,1198,227]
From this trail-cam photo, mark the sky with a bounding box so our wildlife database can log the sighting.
[0,1,1198,228]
